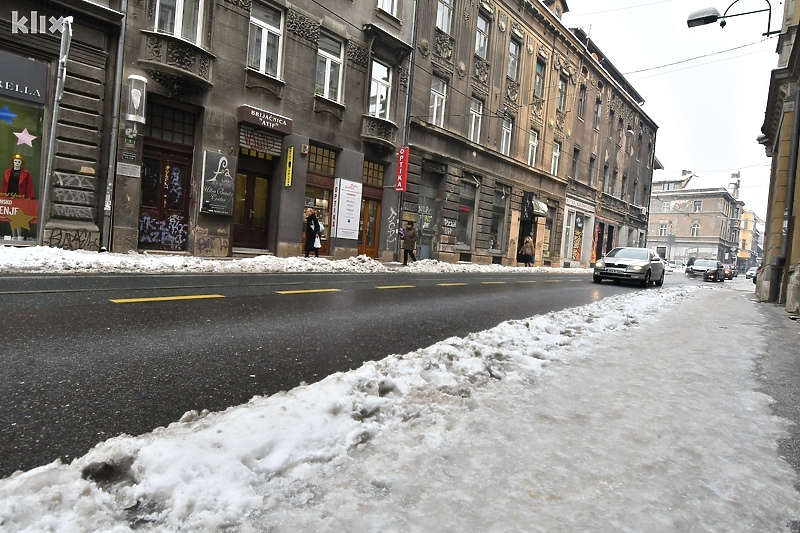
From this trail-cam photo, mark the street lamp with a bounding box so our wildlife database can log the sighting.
[687,0,780,36]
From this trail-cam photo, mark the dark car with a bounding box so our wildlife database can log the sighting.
[686,259,725,282]
[593,247,665,287]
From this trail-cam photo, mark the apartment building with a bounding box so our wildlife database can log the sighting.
[648,171,743,264]
[737,209,763,273]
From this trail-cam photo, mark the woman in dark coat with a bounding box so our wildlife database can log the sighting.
[304,207,320,257]
[402,220,418,265]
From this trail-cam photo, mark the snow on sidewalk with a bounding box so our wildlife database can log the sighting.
[1,286,798,532]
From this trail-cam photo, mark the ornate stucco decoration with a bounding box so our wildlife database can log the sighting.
[418,38,430,57]
[498,14,506,32]
[347,41,370,70]
[474,56,489,84]
[398,65,409,92]
[140,32,213,97]
[479,0,493,15]
[457,61,467,79]
[506,78,519,103]
[287,9,320,44]
[530,96,544,126]
[435,30,454,61]
[224,0,252,11]
[511,21,524,40]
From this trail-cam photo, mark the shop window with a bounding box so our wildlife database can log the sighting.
[490,189,508,251]
[456,179,477,247]
[248,1,283,78]
[155,0,205,44]
[308,145,336,175]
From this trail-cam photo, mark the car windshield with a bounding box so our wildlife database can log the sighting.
[606,248,649,260]
[695,260,717,267]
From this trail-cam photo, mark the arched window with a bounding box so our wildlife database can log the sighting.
[691,222,700,237]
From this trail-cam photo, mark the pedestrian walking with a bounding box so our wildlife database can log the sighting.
[401,221,418,265]
[304,207,321,258]
[519,235,534,267]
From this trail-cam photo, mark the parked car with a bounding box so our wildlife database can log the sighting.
[722,264,735,280]
[686,259,725,282]
[664,260,685,274]
[593,247,665,287]
[745,266,759,279]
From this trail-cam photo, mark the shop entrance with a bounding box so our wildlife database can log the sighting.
[233,170,271,249]
[139,144,192,251]
[358,198,381,258]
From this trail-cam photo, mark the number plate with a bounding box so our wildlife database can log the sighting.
[607,267,625,274]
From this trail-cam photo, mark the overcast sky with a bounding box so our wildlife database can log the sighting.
[564,0,777,219]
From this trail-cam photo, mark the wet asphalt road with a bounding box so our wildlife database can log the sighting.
[1,269,643,478]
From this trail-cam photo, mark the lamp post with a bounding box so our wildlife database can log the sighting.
[687,0,780,36]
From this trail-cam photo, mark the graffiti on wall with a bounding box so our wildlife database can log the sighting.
[45,228,101,251]
[196,235,230,257]
[138,213,188,250]
[385,206,399,244]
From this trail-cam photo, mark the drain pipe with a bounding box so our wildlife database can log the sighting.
[774,81,799,302]
[100,0,128,252]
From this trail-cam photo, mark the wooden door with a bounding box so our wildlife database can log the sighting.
[357,199,381,258]
[139,147,191,251]
[233,173,269,248]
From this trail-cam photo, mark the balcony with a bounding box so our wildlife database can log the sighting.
[360,115,399,157]
[138,31,214,98]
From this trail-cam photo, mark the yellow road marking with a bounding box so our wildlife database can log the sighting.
[438,283,468,286]
[111,294,225,303]
[376,285,415,289]
[516,280,537,284]
[545,279,561,283]
[481,281,507,285]
[276,288,341,295]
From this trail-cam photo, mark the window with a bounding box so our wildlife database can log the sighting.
[469,98,483,143]
[571,147,580,179]
[588,156,596,186]
[507,39,520,81]
[377,0,395,16]
[621,175,628,200]
[248,2,283,77]
[369,60,392,119]
[593,97,602,129]
[693,200,702,212]
[691,222,700,237]
[533,59,546,98]
[457,179,477,246]
[617,118,624,145]
[602,163,609,193]
[362,160,384,187]
[500,116,513,156]
[475,14,489,59]
[436,0,452,33]
[557,76,567,112]
[551,141,561,175]
[577,85,586,119]
[527,129,538,166]
[155,0,204,44]
[308,145,336,175]
[659,223,667,236]
[429,77,447,127]
[490,189,508,251]
[316,33,343,102]
[662,201,669,213]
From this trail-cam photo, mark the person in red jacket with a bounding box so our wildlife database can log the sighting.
[2,154,35,199]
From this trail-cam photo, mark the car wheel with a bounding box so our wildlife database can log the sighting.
[655,270,664,287]
[593,274,602,283]
[640,270,651,287]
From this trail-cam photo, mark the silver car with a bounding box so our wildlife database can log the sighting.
[593,247,666,287]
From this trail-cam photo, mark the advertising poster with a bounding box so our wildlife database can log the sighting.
[331,178,362,240]
[200,151,235,216]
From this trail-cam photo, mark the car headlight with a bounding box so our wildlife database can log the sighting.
[595,260,604,268]
[629,265,644,271]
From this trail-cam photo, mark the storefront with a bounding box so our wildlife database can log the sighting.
[0,51,46,243]
[518,191,549,265]
[563,196,596,268]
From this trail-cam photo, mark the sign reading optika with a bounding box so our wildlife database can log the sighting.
[0,51,47,105]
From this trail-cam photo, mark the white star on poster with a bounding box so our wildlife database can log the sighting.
[14,128,37,147]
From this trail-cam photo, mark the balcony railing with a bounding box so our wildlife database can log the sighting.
[360,115,399,157]
[139,31,214,97]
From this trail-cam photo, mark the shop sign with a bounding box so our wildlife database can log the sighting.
[0,51,47,104]
[236,105,292,134]
[566,196,594,212]
[0,197,38,230]
[200,151,235,216]
[395,146,408,192]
